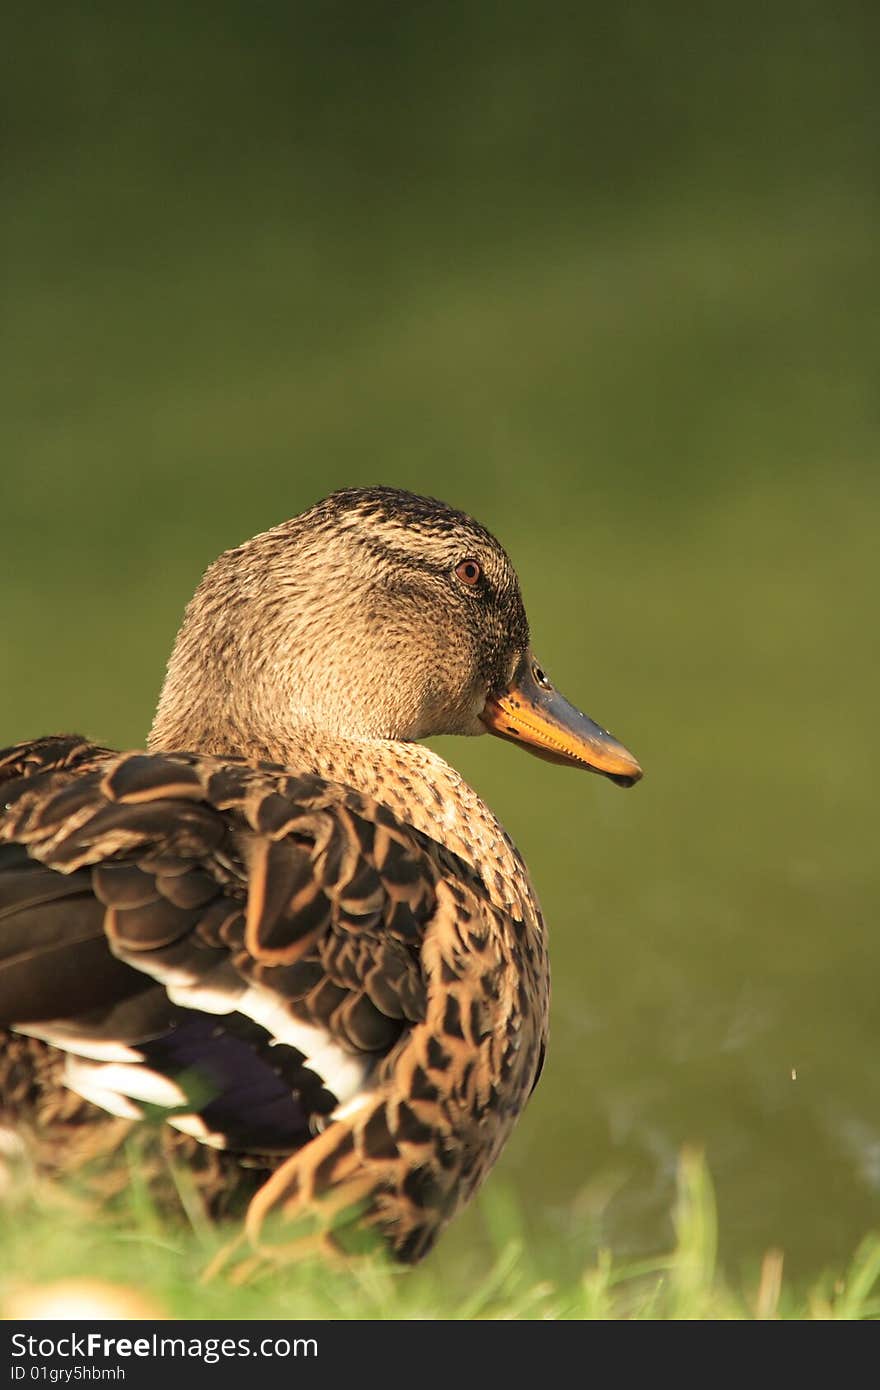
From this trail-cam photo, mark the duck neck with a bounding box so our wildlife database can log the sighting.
[289,727,535,919]
[149,705,533,917]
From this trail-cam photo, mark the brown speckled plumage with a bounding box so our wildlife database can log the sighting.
[0,488,639,1262]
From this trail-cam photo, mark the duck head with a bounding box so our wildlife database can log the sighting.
[149,486,642,787]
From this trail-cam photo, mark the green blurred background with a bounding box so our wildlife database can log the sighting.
[2,3,878,1287]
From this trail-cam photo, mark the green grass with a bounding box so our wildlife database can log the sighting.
[2,1149,878,1319]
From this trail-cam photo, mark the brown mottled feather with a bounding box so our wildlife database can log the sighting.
[0,734,546,1261]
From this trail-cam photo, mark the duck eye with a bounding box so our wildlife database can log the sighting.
[454,559,482,586]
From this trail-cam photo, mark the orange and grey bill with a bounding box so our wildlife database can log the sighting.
[481,652,643,788]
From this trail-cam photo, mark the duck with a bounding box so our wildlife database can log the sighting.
[0,486,641,1264]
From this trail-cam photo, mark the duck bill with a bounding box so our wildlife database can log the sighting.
[481,653,643,788]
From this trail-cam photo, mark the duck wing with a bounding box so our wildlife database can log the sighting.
[0,736,432,1155]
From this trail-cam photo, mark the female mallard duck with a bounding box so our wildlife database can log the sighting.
[0,487,641,1263]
